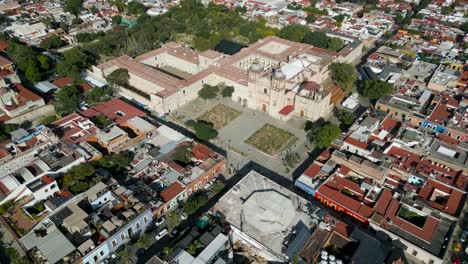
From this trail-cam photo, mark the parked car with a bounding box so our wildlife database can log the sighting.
[181,212,188,220]
[204,182,212,189]
[454,242,462,253]
[460,230,468,242]
[451,254,460,264]
[155,217,165,226]
[156,229,168,240]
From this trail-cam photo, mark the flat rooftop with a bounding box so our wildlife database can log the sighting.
[212,171,317,257]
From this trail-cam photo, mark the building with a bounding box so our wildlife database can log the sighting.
[212,170,321,262]
[20,181,154,264]
[89,36,363,120]
[0,84,46,122]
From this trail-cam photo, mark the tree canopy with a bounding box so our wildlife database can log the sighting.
[106,68,130,87]
[329,63,357,92]
[127,1,147,15]
[303,31,328,48]
[40,35,63,49]
[460,22,468,33]
[0,123,18,141]
[221,86,234,97]
[338,109,356,127]
[64,0,83,16]
[57,48,93,80]
[278,24,309,43]
[362,79,393,100]
[198,84,219,99]
[308,122,341,149]
[186,120,218,141]
[53,85,80,115]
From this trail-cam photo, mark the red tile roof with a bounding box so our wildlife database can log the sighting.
[380,117,400,131]
[0,56,12,67]
[418,178,465,216]
[41,175,55,184]
[160,181,185,203]
[344,137,368,149]
[382,200,439,243]
[317,184,374,218]
[52,77,73,88]
[278,105,294,115]
[303,164,321,178]
[0,41,8,52]
[81,98,145,125]
[374,188,393,215]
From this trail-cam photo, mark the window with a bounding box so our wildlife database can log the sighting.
[100,251,104,256]
[44,189,48,192]
[412,250,417,256]
[264,88,267,94]
[115,111,125,117]
[112,240,117,247]
[121,233,125,240]
[136,222,141,229]
[144,216,148,223]
[50,184,56,189]
[94,256,98,261]
[188,189,192,195]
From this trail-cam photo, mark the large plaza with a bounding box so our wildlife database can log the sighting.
[170,97,310,180]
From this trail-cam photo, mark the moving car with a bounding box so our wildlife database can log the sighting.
[155,229,168,240]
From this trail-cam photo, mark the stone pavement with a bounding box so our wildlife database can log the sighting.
[171,97,311,181]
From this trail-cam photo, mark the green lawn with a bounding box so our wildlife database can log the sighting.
[245,124,297,156]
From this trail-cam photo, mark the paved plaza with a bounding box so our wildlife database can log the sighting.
[170,97,310,180]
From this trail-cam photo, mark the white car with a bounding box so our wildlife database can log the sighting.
[155,217,165,226]
[155,229,168,240]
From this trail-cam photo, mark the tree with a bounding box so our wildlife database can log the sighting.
[90,5,98,14]
[198,84,219,99]
[327,37,343,52]
[329,63,357,91]
[0,123,18,141]
[62,163,95,189]
[362,79,393,100]
[186,240,201,255]
[460,22,468,33]
[308,122,341,148]
[303,31,328,48]
[441,6,452,15]
[193,36,212,51]
[306,14,316,24]
[5,247,32,264]
[25,64,41,83]
[136,233,151,250]
[127,1,147,15]
[338,109,356,126]
[53,85,80,115]
[84,86,114,106]
[112,15,122,25]
[333,14,346,23]
[106,68,130,87]
[172,146,194,164]
[278,24,309,42]
[40,35,63,49]
[37,55,50,71]
[40,115,59,125]
[64,0,83,16]
[235,5,247,13]
[221,86,234,97]
[183,193,208,215]
[186,120,218,141]
[118,246,133,264]
[57,48,93,80]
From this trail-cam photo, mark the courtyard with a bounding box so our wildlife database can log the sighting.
[197,104,241,130]
[170,97,310,180]
[245,124,297,156]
